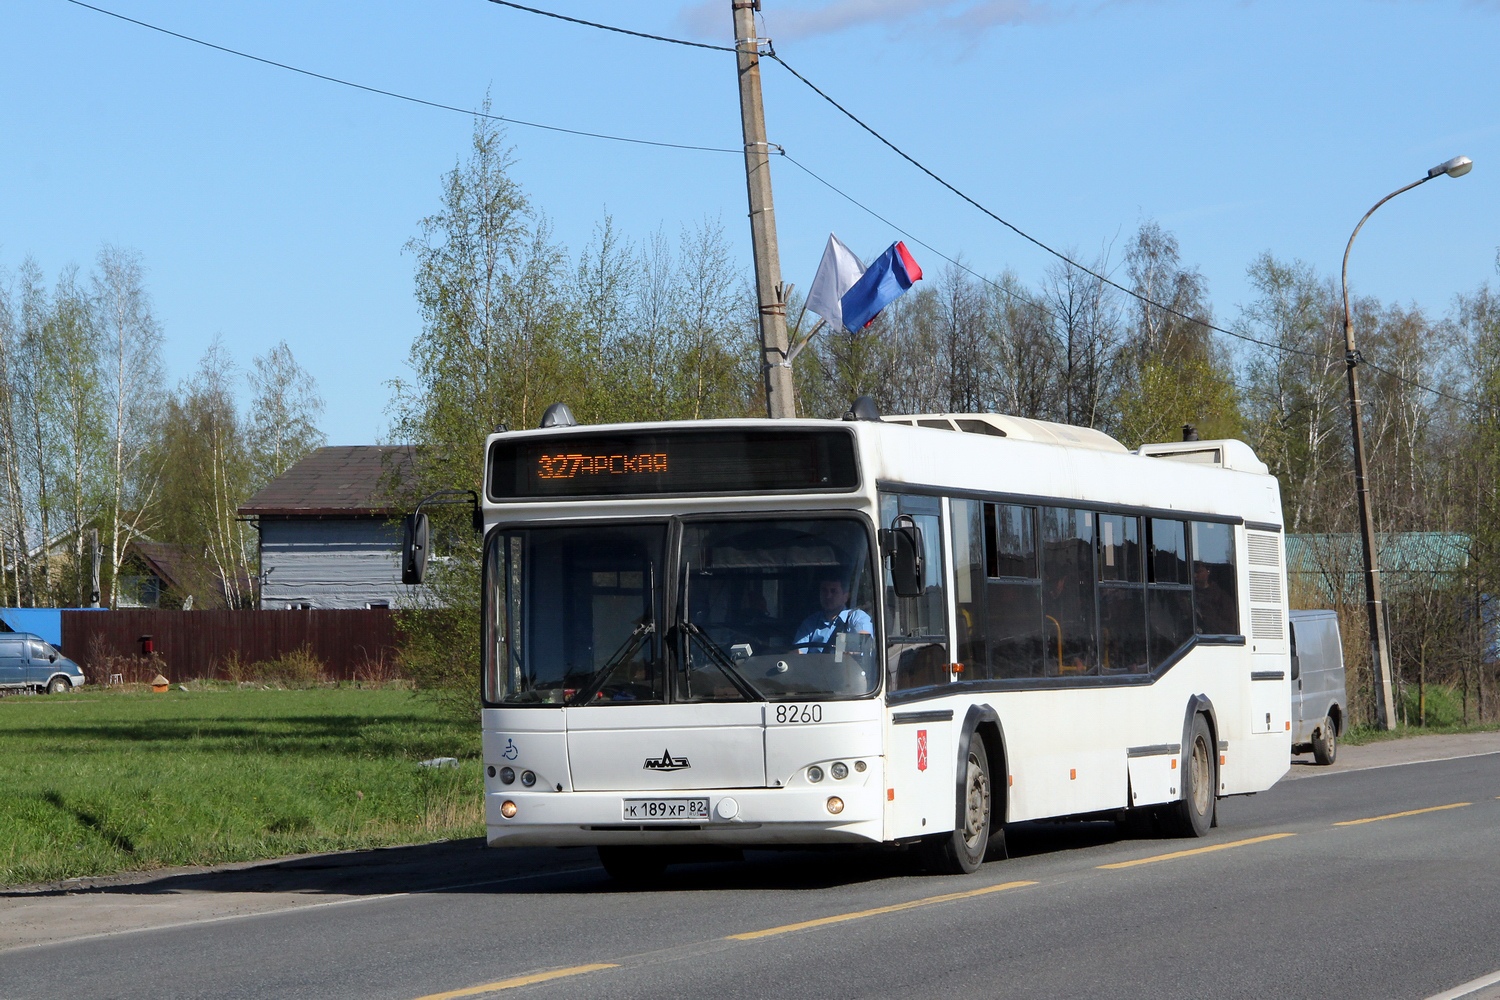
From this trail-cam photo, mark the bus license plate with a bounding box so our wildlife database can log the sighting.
[623,798,710,821]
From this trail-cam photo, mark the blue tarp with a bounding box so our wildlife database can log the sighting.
[0,608,106,649]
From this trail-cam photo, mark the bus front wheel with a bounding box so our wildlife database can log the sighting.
[921,735,991,875]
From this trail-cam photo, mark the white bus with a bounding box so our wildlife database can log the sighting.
[452,402,1291,880]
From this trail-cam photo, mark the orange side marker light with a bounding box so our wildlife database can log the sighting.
[887,788,895,801]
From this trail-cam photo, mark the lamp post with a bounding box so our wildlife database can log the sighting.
[1340,155,1472,730]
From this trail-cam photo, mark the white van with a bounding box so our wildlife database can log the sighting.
[1289,610,1345,765]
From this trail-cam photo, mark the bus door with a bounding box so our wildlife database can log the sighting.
[879,493,957,839]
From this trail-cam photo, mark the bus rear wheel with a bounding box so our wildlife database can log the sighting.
[597,846,668,886]
[921,736,991,875]
[1161,714,1215,838]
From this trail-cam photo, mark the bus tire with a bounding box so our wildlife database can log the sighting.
[1312,716,1337,766]
[1164,714,1215,838]
[921,735,991,875]
[596,846,667,885]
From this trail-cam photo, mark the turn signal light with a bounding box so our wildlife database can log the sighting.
[826,796,844,815]
[500,800,517,819]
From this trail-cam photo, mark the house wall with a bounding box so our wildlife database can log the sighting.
[259,517,405,610]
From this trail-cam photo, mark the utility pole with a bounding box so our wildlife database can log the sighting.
[1339,155,1472,730]
[732,0,796,418]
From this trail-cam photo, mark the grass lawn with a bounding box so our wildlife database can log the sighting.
[0,685,482,887]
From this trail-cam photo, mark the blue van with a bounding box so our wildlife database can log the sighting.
[0,632,86,694]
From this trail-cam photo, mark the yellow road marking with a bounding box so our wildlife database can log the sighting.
[1334,802,1471,826]
[727,880,1036,940]
[1097,832,1295,870]
[412,964,619,999]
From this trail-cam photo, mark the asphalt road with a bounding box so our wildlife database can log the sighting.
[4,738,1500,1000]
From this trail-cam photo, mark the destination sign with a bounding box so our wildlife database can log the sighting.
[488,429,859,500]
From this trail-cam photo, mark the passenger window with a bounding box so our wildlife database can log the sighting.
[1040,507,1096,676]
[1147,518,1193,668]
[1191,521,1239,635]
[882,495,948,691]
[984,503,1043,679]
[1148,518,1190,584]
[1097,514,1141,583]
[951,499,987,681]
[1097,514,1147,674]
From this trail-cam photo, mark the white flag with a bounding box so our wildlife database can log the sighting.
[805,233,864,333]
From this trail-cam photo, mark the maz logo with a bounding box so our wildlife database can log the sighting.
[643,748,691,771]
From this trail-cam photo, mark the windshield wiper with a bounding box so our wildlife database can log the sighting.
[567,620,655,706]
[681,622,765,702]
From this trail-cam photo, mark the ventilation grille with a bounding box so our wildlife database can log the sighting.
[1247,532,1280,568]
[1250,607,1284,641]
[1248,570,1282,604]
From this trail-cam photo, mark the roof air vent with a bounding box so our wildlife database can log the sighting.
[539,403,577,429]
[843,395,882,422]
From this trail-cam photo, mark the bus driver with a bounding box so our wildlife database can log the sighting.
[794,570,873,653]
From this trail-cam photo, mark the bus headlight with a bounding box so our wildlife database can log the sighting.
[500,800,518,818]
[830,762,848,780]
[499,767,515,784]
[807,765,824,783]
[520,770,536,787]
[826,796,844,814]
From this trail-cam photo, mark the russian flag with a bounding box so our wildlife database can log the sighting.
[839,241,923,332]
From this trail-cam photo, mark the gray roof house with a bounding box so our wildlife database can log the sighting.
[239,446,415,610]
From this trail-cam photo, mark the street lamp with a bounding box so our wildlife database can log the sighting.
[1340,155,1472,730]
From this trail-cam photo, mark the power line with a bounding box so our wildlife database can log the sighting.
[482,0,735,52]
[65,0,1486,409]
[477,4,1476,407]
[768,51,1483,407]
[59,0,745,155]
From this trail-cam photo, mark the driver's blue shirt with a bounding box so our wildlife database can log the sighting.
[793,607,873,652]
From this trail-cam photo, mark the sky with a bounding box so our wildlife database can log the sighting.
[2,0,1497,445]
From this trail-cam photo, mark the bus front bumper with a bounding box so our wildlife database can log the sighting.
[485,785,884,848]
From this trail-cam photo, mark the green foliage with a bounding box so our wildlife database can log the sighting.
[1112,352,1243,448]
[389,110,758,709]
[0,687,481,886]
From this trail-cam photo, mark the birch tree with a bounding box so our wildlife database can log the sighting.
[95,245,164,607]
[248,340,325,485]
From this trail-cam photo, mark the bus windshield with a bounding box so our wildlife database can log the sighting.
[483,516,877,705]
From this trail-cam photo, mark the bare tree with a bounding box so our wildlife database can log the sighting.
[248,340,325,486]
[95,244,164,607]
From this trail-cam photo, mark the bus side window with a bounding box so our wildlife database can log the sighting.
[1191,521,1239,635]
[1040,507,1097,676]
[1097,513,1148,674]
[881,495,947,691]
[985,503,1043,680]
[1146,518,1193,668]
[950,499,987,681]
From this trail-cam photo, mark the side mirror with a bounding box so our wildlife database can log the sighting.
[49,653,57,663]
[402,512,430,585]
[880,515,924,598]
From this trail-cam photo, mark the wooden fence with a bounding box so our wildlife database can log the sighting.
[60,609,402,681]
